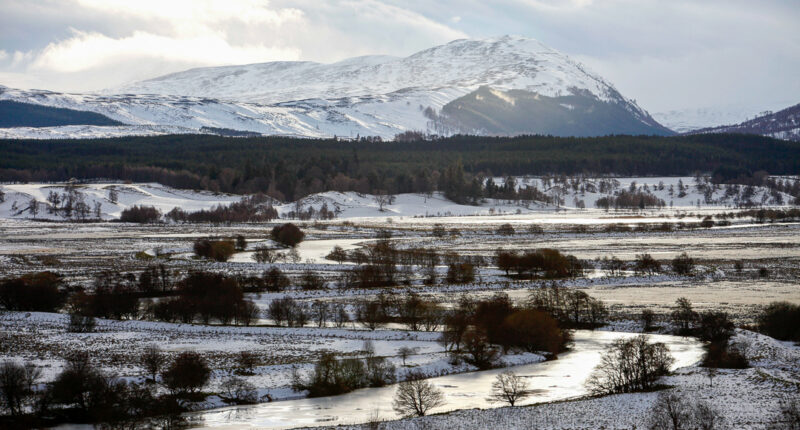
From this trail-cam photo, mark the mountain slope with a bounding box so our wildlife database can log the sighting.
[653,100,797,133]
[434,86,672,136]
[689,103,800,141]
[0,36,670,139]
[0,100,124,128]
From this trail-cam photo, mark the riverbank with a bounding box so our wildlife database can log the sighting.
[324,330,799,430]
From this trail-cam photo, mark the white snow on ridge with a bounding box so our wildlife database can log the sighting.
[0,36,657,140]
[114,36,618,105]
[653,100,796,133]
[0,125,203,139]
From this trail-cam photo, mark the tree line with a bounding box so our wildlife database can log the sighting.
[1,133,798,202]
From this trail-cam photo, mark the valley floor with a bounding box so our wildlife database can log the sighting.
[0,182,798,428]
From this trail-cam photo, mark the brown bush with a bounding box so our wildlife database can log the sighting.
[193,238,236,262]
[271,223,305,247]
[162,351,210,395]
[501,309,568,356]
[120,205,161,223]
[0,272,65,312]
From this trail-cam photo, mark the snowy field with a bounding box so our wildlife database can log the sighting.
[0,178,798,429]
[0,176,793,222]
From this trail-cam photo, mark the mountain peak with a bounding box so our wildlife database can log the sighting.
[111,36,617,105]
[1,36,671,139]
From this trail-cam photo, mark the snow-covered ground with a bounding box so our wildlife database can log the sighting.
[0,175,797,428]
[0,124,205,139]
[0,176,793,222]
[326,330,799,430]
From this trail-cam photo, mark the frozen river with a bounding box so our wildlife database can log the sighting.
[189,330,703,429]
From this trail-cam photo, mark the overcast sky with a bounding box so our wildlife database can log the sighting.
[0,0,798,112]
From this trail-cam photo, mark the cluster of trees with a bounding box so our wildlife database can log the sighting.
[758,301,800,342]
[68,272,140,321]
[648,391,725,430]
[713,167,800,204]
[119,205,161,223]
[0,349,212,427]
[3,133,797,202]
[266,296,348,328]
[439,293,574,368]
[39,184,100,220]
[327,241,481,288]
[149,272,258,325]
[0,272,65,312]
[598,252,695,277]
[193,238,236,262]
[528,284,607,328]
[495,248,584,279]
[353,292,444,332]
[595,190,666,210]
[166,194,279,223]
[667,297,747,370]
[292,344,396,397]
[586,335,674,394]
[740,208,800,223]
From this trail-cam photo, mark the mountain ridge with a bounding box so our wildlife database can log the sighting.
[0,35,671,139]
[688,103,800,142]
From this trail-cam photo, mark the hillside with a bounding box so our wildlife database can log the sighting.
[690,103,800,142]
[0,36,670,139]
[0,100,124,128]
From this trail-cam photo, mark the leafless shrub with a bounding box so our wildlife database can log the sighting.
[392,370,445,417]
[586,335,674,394]
[141,344,166,382]
[219,376,258,404]
[488,371,530,406]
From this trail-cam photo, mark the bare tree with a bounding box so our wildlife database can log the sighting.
[0,361,41,416]
[671,297,697,334]
[648,391,693,430]
[27,198,39,219]
[46,191,60,213]
[704,366,718,388]
[332,303,350,328]
[311,300,330,328]
[255,247,281,264]
[586,335,674,394]
[641,309,656,332]
[374,191,396,212]
[108,188,119,204]
[694,400,724,430]
[392,371,445,417]
[141,344,165,382]
[220,376,258,404]
[488,371,531,406]
[364,408,383,430]
[236,351,258,375]
[398,346,415,366]
[287,248,301,264]
[326,245,348,264]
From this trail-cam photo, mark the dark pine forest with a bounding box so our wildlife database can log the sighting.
[1,133,798,202]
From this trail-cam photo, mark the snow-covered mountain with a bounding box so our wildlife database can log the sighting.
[0,36,671,139]
[653,100,797,133]
[688,103,800,142]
